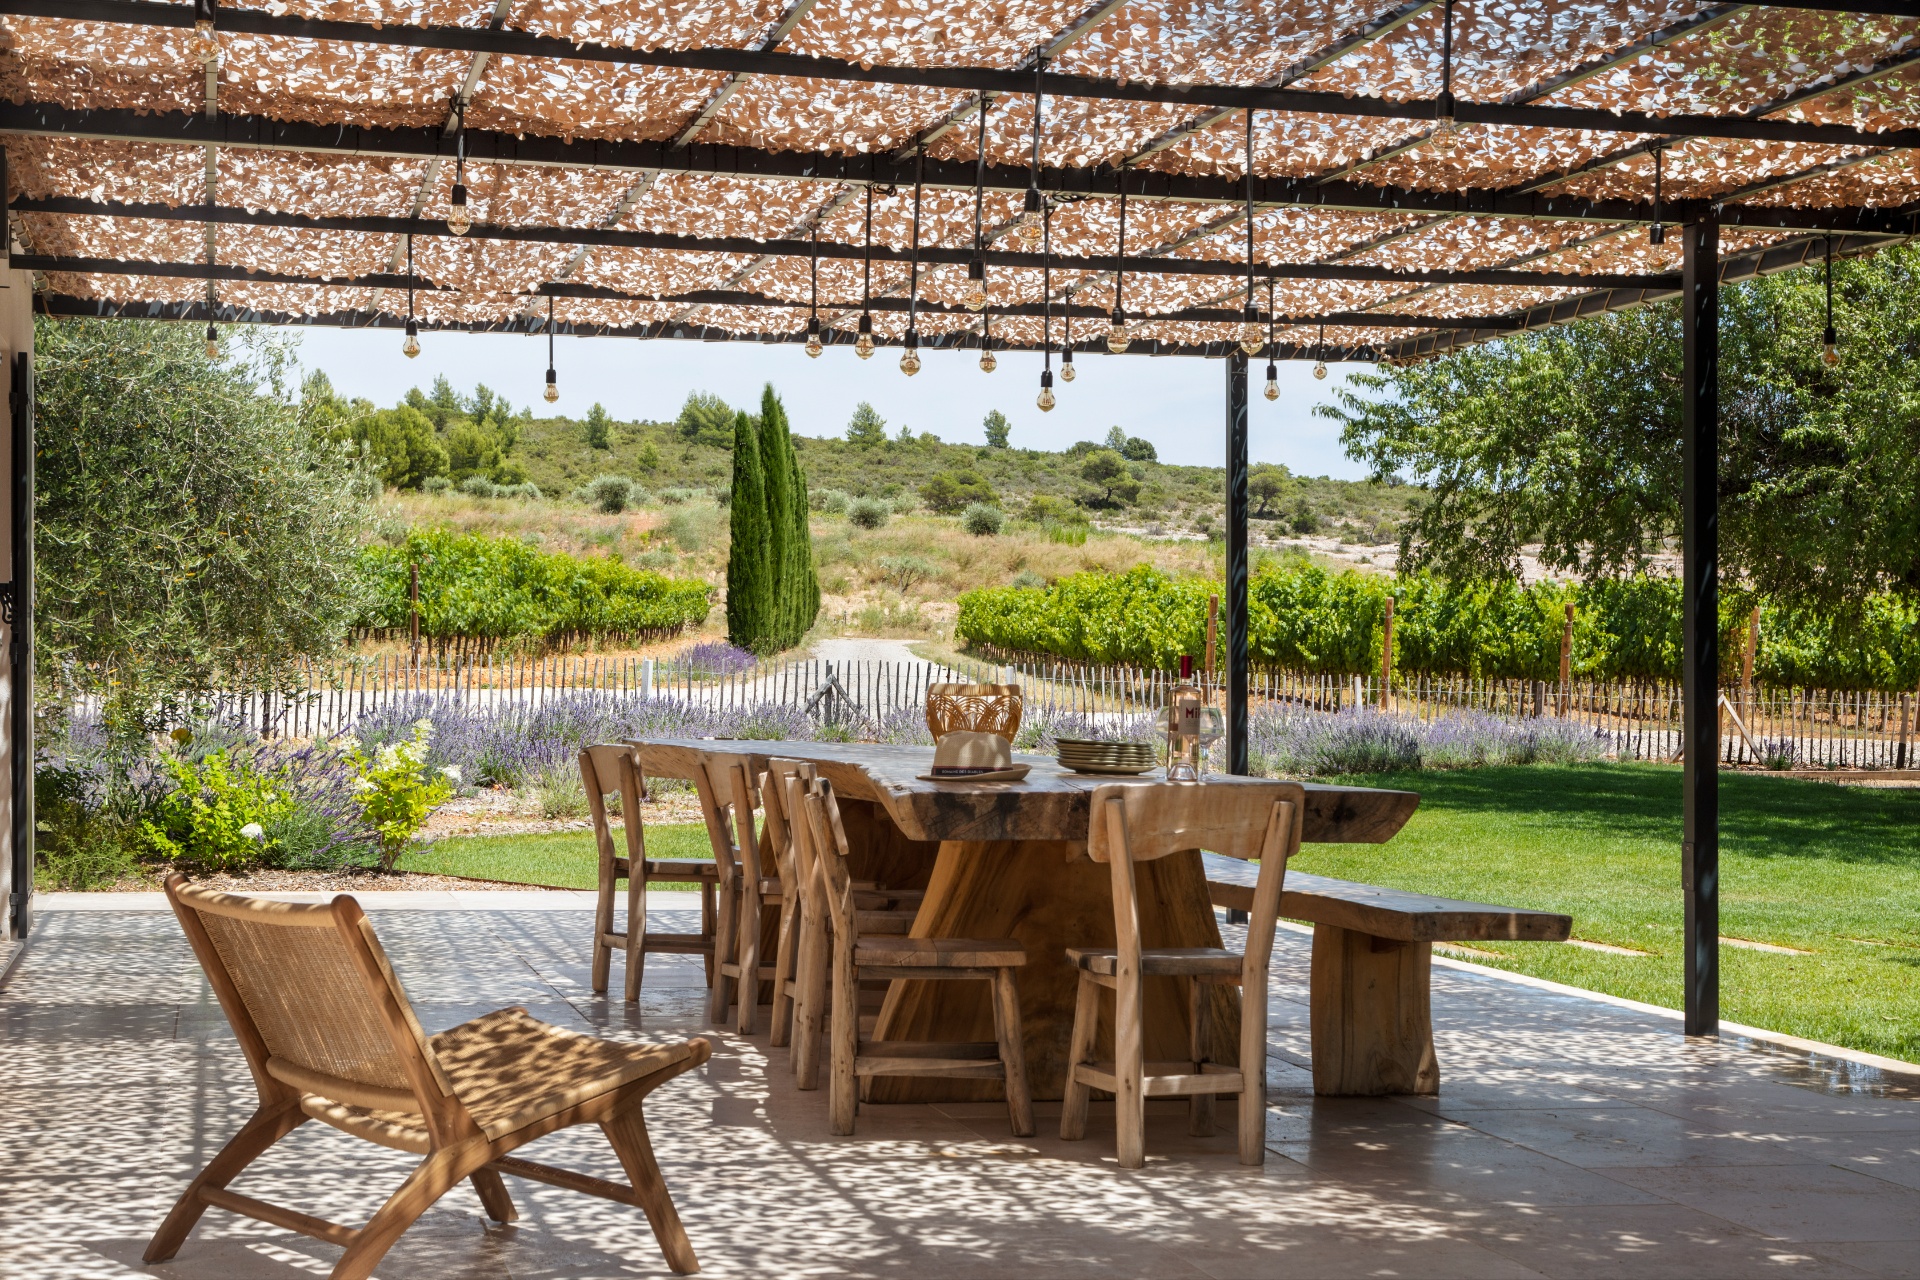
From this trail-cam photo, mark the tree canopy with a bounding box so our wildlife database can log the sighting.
[1323,244,1920,613]
[983,409,1011,449]
[676,391,734,449]
[846,401,887,447]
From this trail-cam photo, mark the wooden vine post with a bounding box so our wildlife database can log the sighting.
[1559,602,1574,715]
[409,561,421,663]
[1205,594,1219,697]
[1380,595,1395,712]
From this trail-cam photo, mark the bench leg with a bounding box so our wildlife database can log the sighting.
[1308,925,1439,1097]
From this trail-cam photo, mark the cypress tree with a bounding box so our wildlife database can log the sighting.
[725,408,774,651]
[758,385,795,648]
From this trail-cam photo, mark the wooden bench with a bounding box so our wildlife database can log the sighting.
[1202,853,1572,1097]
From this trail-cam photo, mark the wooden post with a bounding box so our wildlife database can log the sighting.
[409,561,421,661]
[1205,593,1219,686]
[1380,596,1395,711]
[1559,602,1574,715]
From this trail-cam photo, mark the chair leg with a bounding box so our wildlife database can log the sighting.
[1238,976,1268,1167]
[144,1099,307,1263]
[603,1101,700,1275]
[1115,971,1146,1170]
[768,898,801,1048]
[624,872,646,1003]
[330,1139,495,1280]
[469,1168,517,1223]
[1188,977,1215,1138]
[1058,974,1100,1143]
[990,967,1035,1138]
[708,882,737,1024]
[700,880,717,984]
[793,912,830,1090]
[735,889,763,1035]
[829,946,859,1135]
[592,863,618,996]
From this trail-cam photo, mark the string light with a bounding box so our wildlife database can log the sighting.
[203,278,218,358]
[1107,187,1129,354]
[1263,278,1279,400]
[192,0,216,63]
[979,313,997,372]
[1014,56,1046,247]
[1823,234,1840,366]
[447,106,471,236]
[1038,204,1055,411]
[543,295,559,403]
[965,101,991,310]
[1313,321,1328,380]
[901,154,923,376]
[856,186,876,359]
[1239,109,1265,358]
[1429,0,1457,152]
[1649,146,1666,246]
[805,226,823,357]
[402,234,420,358]
[1060,288,1076,381]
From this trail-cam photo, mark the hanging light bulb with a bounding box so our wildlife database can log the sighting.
[901,154,925,377]
[964,102,992,310]
[1822,235,1840,366]
[447,182,471,236]
[193,0,216,62]
[1037,367,1055,412]
[899,328,921,376]
[1240,308,1265,359]
[1430,0,1458,154]
[1015,189,1045,247]
[543,367,559,403]
[978,314,996,372]
[1108,187,1130,354]
[1312,320,1328,379]
[856,187,876,358]
[1648,146,1666,246]
[1107,308,1129,355]
[1823,332,1840,366]
[204,321,218,360]
[446,112,472,235]
[855,313,875,359]
[805,317,823,359]
[965,258,989,312]
[1313,358,1328,380]
[979,346,997,373]
[1038,202,1056,410]
[1238,109,1264,359]
[403,319,421,359]
[1060,301,1076,380]
[804,226,824,357]
[1015,57,1047,248]
[542,295,559,402]
[1264,361,1280,401]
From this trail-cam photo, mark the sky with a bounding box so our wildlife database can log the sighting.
[294,327,1380,480]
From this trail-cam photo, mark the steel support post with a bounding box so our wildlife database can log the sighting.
[1225,352,1249,775]
[1681,216,1720,1036]
[9,350,32,941]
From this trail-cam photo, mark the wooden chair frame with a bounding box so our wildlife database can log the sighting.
[692,752,785,1032]
[581,743,719,1001]
[801,777,1035,1138]
[149,875,710,1279]
[1059,781,1303,1169]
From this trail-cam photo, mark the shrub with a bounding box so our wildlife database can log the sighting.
[1009,570,1047,590]
[811,488,851,514]
[583,474,638,513]
[138,749,298,875]
[921,469,997,514]
[962,502,1006,536]
[847,497,890,529]
[340,720,455,871]
[672,640,758,677]
[878,555,937,593]
[458,474,499,498]
[422,475,452,495]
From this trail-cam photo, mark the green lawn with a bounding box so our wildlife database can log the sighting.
[399,822,713,890]
[406,764,1920,1064]
[1298,763,1920,1064]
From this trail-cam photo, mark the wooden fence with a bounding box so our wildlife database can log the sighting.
[88,651,1920,769]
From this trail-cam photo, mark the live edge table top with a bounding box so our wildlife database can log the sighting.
[632,739,1418,845]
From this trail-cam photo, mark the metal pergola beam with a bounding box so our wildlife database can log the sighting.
[9,1,1920,152]
[8,198,1686,289]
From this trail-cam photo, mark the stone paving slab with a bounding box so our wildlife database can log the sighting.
[2,898,1916,1278]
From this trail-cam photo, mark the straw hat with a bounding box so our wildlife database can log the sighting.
[916,730,1031,782]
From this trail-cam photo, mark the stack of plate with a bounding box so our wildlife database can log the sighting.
[1055,738,1159,776]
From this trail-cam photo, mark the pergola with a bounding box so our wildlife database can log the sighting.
[5,0,1920,1035]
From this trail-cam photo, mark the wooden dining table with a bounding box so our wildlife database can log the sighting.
[634,738,1419,1102]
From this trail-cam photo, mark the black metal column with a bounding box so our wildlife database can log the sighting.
[9,350,32,941]
[1681,217,1719,1036]
[1225,352,1249,775]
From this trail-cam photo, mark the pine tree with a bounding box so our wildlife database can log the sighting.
[725,408,774,650]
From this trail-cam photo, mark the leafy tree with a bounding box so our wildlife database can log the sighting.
[725,409,774,650]
[585,402,613,450]
[1120,436,1157,462]
[897,424,914,444]
[846,401,887,447]
[1104,425,1129,451]
[1324,244,1920,613]
[635,439,662,472]
[353,406,449,490]
[676,391,735,449]
[983,409,1011,449]
[1249,463,1288,516]
[1079,448,1138,507]
[920,469,998,514]
[444,419,501,482]
[35,319,373,729]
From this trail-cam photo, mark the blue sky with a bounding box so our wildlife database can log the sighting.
[293,327,1378,480]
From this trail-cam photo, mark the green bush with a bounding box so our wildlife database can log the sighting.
[962,502,1006,536]
[341,721,453,871]
[581,474,637,513]
[138,750,297,875]
[847,497,890,529]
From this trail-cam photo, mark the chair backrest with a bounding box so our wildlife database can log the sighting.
[689,753,744,885]
[1086,780,1304,983]
[718,754,772,889]
[163,876,459,1128]
[760,757,818,907]
[580,743,646,873]
[799,777,858,943]
[925,682,1023,742]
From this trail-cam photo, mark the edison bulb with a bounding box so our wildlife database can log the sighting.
[203,323,218,360]
[1060,350,1076,382]
[805,318,823,358]
[1823,342,1840,367]
[403,319,420,359]
[1264,364,1280,401]
[900,347,921,376]
[543,370,559,403]
[1106,322,1129,356]
[1239,316,1265,358]
[964,260,988,312]
[193,18,216,62]
[447,183,472,236]
[1036,369,1056,412]
[1312,360,1328,380]
[855,331,875,359]
[979,348,997,373]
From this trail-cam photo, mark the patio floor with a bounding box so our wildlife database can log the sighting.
[4,891,1917,1279]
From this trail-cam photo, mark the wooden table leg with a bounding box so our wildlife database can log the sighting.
[1308,926,1440,1096]
[866,839,1238,1102]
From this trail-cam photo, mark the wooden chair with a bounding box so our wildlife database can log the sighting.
[580,743,719,1001]
[148,875,709,1279]
[925,682,1023,742]
[800,776,1035,1137]
[692,752,785,1033]
[1059,780,1304,1168]
[766,758,916,1088]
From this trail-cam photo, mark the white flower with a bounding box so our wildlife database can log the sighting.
[239,823,265,841]
[441,765,463,783]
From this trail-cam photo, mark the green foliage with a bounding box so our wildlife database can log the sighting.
[342,720,453,871]
[36,318,373,728]
[1078,448,1138,507]
[847,496,890,529]
[138,749,296,875]
[355,530,709,647]
[920,469,998,514]
[878,554,936,592]
[846,401,888,447]
[962,502,1005,536]
[1248,463,1288,516]
[635,439,662,472]
[676,391,734,449]
[983,409,1011,449]
[581,474,638,513]
[759,386,820,649]
[1104,425,1157,462]
[1326,244,1920,612]
[726,409,775,650]
[347,404,449,489]
[585,402,612,450]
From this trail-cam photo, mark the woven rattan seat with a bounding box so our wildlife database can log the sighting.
[146,876,710,1279]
